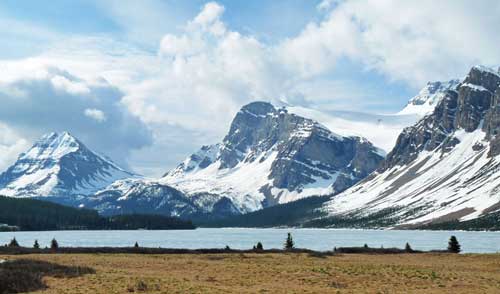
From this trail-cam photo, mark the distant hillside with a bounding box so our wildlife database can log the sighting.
[199,196,330,227]
[0,196,195,231]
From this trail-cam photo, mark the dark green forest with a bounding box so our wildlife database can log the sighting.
[0,196,195,231]
[199,196,330,227]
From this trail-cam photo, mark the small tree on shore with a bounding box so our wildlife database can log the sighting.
[134,242,139,248]
[448,236,461,253]
[33,240,40,249]
[405,242,412,253]
[50,238,59,250]
[284,233,294,250]
[256,242,263,251]
[8,237,19,247]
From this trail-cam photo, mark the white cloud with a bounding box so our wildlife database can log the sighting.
[0,123,30,172]
[0,62,152,170]
[84,108,107,123]
[1,1,499,176]
[51,75,90,95]
[285,0,500,85]
[189,2,226,36]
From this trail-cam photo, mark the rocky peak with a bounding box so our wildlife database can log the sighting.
[0,131,135,198]
[465,66,500,92]
[399,79,460,116]
[382,65,500,170]
[24,131,81,160]
[164,101,384,211]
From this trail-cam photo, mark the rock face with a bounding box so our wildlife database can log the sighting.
[0,132,135,198]
[321,65,500,226]
[162,101,384,213]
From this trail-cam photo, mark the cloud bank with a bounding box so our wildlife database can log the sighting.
[0,65,152,170]
[0,0,499,175]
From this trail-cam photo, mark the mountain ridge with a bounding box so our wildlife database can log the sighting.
[317,65,500,226]
[161,101,385,213]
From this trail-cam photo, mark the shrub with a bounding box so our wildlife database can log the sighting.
[284,233,294,250]
[0,259,94,293]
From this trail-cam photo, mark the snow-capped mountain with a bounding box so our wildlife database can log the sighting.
[0,132,136,198]
[320,65,500,226]
[161,101,385,213]
[398,79,461,116]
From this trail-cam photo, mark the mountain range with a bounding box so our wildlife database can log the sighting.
[319,65,500,227]
[1,65,500,229]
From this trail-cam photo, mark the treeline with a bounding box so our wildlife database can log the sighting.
[415,210,500,231]
[0,196,195,231]
[200,196,330,227]
[199,196,402,228]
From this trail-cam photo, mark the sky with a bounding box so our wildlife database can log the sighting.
[0,0,499,176]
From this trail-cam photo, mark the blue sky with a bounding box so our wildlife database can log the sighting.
[0,0,499,176]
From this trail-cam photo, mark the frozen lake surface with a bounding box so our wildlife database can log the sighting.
[1,228,499,253]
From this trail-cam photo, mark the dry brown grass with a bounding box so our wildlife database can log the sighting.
[1,253,500,293]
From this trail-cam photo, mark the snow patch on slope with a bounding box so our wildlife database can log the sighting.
[162,150,281,212]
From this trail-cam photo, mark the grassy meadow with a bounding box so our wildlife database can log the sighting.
[1,252,500,293]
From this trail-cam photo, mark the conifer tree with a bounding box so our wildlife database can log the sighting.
[256,242,263,251]
[284,233,294,250]
[134,242,139,248]
[8,237,19,247]
[33,239,40,249]
[447,236,461,253]
[50,238,59,250]
[405,242,412,253]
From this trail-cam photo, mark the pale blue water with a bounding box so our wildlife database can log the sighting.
[0,228,499,253]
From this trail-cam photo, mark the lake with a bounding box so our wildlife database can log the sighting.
[0,228,499,253]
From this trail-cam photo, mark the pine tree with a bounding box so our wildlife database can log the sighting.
[8,237,19,247]
[256,242,263,251]
[134,242,139,248]
[33,240,40,249]
[405,242,412,253]
[50,238,59,250]
[447,236,461,253]
[284,233,294,250]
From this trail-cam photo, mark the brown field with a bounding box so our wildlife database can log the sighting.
[1,253,500,293]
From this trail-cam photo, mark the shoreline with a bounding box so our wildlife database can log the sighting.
[0,245,449,255]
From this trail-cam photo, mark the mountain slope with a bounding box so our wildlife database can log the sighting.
[320,65,500,226]
[0,132,135,198]
[161,101,384,213]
